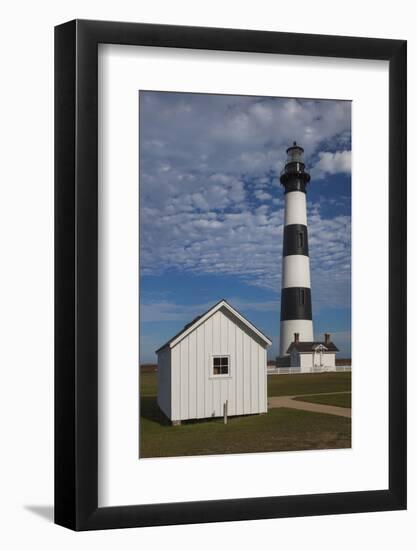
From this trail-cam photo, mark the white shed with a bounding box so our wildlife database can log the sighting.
[155,299,272,424]
[286,333,339,373]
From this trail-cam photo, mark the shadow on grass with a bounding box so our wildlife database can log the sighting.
[140,395,171,426]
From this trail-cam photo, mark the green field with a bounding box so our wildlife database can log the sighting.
[267,372,351,397]
[294,392,351,409]
[139,370,351,458]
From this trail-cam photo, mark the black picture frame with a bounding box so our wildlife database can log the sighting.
[55,19,407,531]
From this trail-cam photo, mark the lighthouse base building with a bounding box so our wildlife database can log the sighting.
[285,332,339,372]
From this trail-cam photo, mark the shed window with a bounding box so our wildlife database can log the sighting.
[213,356,229,375]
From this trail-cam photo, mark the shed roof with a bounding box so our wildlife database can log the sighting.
[155,299,272,353]
[287,341,339,353]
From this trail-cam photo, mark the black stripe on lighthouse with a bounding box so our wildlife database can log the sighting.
[280,287,312,320]
[283,224,309,256]
[281,177,308,194]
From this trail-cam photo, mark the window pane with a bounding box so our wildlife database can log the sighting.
[213,356,229,375]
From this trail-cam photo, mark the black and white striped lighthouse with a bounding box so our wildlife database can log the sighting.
[279,142,314,357]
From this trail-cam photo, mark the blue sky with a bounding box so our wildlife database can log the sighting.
[139,92,351,362]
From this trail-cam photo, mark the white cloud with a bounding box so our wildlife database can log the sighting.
[140,197,351,311]
[141,297,280,323]
[141,300,210,322]
[254,189,273,201]
[140,93,351,191]
[311,150,351,179]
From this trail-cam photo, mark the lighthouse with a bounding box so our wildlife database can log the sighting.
[279,142,314,359]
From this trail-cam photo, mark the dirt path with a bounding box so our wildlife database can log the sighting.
[268,392,351,418]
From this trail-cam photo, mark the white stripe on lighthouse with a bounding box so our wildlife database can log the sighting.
[284,191,307,225]
[279,320,314,356]
[282,255,311,288]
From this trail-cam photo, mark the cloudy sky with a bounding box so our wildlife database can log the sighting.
[139,92,351,362]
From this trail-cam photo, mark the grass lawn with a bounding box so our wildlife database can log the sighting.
[139,370,351,458]
[267,372,351,397]
[294,392,351,409]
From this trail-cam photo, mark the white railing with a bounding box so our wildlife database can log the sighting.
[267,367,301,375]
[267,366,351,375]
